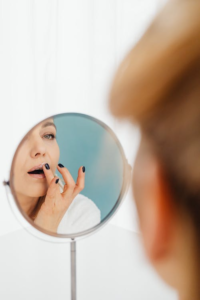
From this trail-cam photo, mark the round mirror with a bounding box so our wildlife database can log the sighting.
[7,113,131,240]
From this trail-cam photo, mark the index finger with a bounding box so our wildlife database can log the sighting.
[42,163,55,186]
[73,166,85,197]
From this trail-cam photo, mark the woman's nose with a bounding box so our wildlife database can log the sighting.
[29,137,46,158]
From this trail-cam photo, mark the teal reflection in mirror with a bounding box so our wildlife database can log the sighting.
[54,113,124,220]
[10,113,128,237]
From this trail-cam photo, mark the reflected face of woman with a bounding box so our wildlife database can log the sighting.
[13,118,60,198]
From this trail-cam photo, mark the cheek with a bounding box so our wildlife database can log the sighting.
[132,153,141,204]
[132,154,146,219]
[13,145,28,176]
[132,163,140,209]
[49,142,60,169]
[13,159,27,194]
[55,142,60,162]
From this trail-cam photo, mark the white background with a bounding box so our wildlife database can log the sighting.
[0,1,177,300]
[0,0,168,236]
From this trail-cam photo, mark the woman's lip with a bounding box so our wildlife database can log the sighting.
[28,173,46,179]
[27,163,46,173]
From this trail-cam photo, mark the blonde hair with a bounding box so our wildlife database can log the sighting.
[110,0,200,121]
[109,0,200,243]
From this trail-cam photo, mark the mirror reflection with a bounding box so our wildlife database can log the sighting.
[10,113,126,236]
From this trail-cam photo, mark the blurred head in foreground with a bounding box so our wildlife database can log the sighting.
[109,0,200,299]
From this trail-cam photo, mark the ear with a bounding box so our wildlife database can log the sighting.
[134,155,175,263]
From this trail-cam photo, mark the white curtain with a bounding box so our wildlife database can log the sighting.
[0,0,167,236]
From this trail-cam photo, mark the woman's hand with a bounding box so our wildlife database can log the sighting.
[34,163,85,233]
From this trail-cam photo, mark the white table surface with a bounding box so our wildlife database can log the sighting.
[0,223,177,300]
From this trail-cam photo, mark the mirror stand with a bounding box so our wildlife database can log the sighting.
[71,239,76,300]
[4,113,132,300]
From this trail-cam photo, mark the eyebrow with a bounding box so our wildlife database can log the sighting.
[42,122,57,131]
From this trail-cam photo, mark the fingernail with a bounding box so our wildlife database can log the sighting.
[82,166,85,173]
[45,163,50,170]
[58,163,64,168]
[55,178,59,184]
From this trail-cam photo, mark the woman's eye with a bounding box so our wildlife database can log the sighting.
[44,134,56,140]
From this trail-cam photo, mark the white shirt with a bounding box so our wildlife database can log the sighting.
[57,193,101,234]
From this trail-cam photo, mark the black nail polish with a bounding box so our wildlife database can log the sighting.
[45,163,50,170]
[82,166,85,173]
[55,178,59,184]
[58,163,64,168]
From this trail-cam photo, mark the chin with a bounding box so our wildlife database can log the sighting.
[27,186,48,198]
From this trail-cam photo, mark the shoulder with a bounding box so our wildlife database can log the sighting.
[70,194,100,213]
[59,183,100,215]
[67,193,101,222]
[57,193,101,234]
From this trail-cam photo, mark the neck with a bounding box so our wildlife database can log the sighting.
[178,252,200,300]
[176,215,200,300]
[178,281,200,300]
